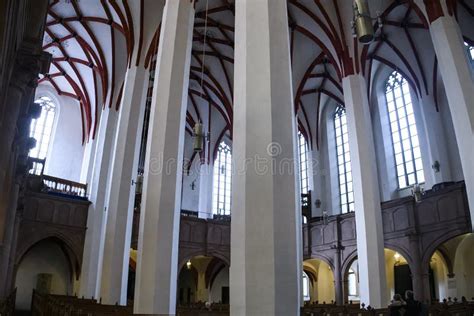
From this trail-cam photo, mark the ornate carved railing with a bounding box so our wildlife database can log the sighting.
[41,175,88,198]
[28,157,46,175]
[181,209,199,218]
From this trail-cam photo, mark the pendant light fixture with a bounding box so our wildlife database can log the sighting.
[352,0,383,44]
[192,0,210,153]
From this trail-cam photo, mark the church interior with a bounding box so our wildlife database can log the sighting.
[1,0,474,315]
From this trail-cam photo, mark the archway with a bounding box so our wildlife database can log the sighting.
[343,258,360,304]
[453,233,474,300]
[303,258,335,304]
[427,233,474,302]
[177,255,229,306]
[385,248,412,302]
[14,238,73,311]
[342,249,413,305]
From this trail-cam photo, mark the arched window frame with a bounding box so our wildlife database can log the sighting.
[347,268,358,297]
[29,95,58,174]
[298,131,309,195]
[334,106,354,214]
[302,271,311,301]
[212,141,232,215]
[385,71,424,189]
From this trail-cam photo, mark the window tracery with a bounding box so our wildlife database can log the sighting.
[385,71,424,188]
[212,142,232,215]
[334,106,354,214]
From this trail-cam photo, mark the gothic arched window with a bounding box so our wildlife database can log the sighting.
[29,96,56,174]
[212,142,232,215]
[298,131,309,195]
[334,106,354,214]
[385,71,424,188]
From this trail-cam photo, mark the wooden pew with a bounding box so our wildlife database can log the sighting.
[0,288,16,316]
[31,290,132,316]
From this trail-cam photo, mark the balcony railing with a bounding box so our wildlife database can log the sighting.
[41,175,88,198]
[28,157,46,175]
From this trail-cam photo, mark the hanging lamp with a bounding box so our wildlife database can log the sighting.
[192,0,210,153]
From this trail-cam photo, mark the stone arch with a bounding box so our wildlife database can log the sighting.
[421,230,467,272]
[15,231,82,280]
[341,250,357,277]
[384,242,415,272]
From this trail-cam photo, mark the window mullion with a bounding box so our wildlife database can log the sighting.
[401,81,418,184]
[393,86,409,186]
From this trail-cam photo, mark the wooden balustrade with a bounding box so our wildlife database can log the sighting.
[177,303,229,316]
[0,288,16,316]
[31,290,132,316]
[41,175,88,198]
[301,302,474,316]
[28,157,46,175]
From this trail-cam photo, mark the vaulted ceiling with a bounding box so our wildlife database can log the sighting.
[39,0,474,152]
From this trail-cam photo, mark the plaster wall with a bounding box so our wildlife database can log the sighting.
[209,267,229,303]
[14,240,71,310]
[35,87,85,182]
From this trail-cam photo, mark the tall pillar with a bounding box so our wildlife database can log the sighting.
[133,1,195,314]
[192,257,212,302]
[408,234,430,303]
[231,0,301,315]
[428,16,474,227]
[79,108,118,299]
[333,246,344,305]
[343,74,387,308]
[100,65,147,305]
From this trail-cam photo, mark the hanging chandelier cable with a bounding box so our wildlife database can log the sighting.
[199,0,209,100]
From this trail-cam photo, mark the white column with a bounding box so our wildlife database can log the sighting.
[429,16,474,227]
[133,1,194,314]
[343,74,387,308]
[100,65,147,305]
[79,108,118,299]
[231,0,301,315]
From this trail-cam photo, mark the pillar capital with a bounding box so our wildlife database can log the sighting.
[423,0,444,24]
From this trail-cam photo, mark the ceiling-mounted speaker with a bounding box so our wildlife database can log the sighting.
[193,122,204,152]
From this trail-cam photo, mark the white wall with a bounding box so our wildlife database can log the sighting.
[14,240,72,310]
[209,267,229,303]
[35,87,85,182]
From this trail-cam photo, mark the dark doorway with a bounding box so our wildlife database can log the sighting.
[394,264,413,297]
[429,267,436,300]
[221,286,229,304]
[127,265,136,301]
